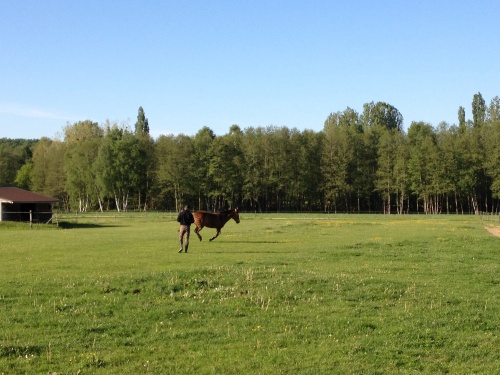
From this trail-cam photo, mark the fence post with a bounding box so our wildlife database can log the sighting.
[30,210,32,229]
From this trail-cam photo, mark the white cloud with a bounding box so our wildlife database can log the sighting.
[0,102,77,122]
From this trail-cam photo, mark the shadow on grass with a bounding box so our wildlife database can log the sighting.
[206,240,283,244]
[57,221,121,229]
[207,250,298,254]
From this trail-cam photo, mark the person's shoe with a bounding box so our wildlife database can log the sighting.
[178,248,183,253]
[184,246,188,253]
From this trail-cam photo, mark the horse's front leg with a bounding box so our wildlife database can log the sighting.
[209,229,221,242]
[194,226,203,241]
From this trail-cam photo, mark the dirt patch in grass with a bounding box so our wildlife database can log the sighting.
[485,226,500,238]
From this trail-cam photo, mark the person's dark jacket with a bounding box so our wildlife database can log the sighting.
[177,210,194,226]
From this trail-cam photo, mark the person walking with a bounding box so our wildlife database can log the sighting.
[177,204,194,253]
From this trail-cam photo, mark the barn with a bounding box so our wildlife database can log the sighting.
[0,187,59,223]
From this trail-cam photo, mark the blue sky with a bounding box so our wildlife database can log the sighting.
[1,0,499,140]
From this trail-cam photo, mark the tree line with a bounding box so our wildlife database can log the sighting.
[2,94,500,214]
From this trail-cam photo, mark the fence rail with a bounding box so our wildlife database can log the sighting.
[479,211,500,223]
[1,210,55,228]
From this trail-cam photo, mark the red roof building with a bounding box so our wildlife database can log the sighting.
[0,187,59,222]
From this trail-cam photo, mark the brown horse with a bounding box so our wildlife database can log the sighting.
[193,208,240,242]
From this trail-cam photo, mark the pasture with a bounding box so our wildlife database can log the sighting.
[1,213,499,374]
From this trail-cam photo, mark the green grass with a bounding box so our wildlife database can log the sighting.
[1,213,500,374]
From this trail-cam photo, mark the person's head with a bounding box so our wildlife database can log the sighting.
[184,204,190,211]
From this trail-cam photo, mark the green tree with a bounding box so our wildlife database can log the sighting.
[484,119,500,202]
[487,96,500,123]
[321,111,357,212]
[472,92,486,128]
[132,107,154,210]
[0,139,36,186]
[135,106,150,135]
[269,127,296,211]
[361,101,404,132]
[241,127,265,211]
[392,130,410,214]
[373,126,410,214]
[15,161,33,190]
[458,106,466,133]
[94,123,145,211]
[63,120,104,211]
[0,143,20,186]
[457,124,487,213]
[137,134,156,211]
[407,122,439,213]
[435,122,460,213]
[156,134,195,211]
[207,125,244,209]
[374,128,399,214]
[31,137,68,208]
[288,129,323,211]
[191,127,216,210]
[246,127,275,211]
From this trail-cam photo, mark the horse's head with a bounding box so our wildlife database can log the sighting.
[232,208,240,224]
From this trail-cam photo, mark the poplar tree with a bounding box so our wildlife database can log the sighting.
[472,92,486,128]
[458,106,466,133]
[133,107,154,210]
[135,106,149,135]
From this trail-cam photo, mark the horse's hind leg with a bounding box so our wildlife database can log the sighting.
[195,226,203,241]
[209,229,221,242]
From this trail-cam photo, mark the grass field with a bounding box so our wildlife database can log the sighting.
[1,213,499,374]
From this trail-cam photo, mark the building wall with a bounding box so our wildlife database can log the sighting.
[0,203,53,222]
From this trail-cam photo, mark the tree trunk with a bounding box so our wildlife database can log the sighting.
[114,191,121,212]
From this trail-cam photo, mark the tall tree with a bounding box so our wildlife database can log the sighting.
[207,126,244,209]
[94,123,145,211]
[321,111,357,212]
[241,127,265,211]
[63,120,104,211]
[458,106,466,133]
[392,130,410,214]
[135,106,150,135]
[484,119,500,204]
[156,134,195,211]
[487,96,500,123]
[288,129,323,211]
[133,107,154,210]
[258,127,279,211]
[361,101,404,132]
[435,122,459,213]
[15,161,33,190]
[31,137,68,208]
[269,127,296,211]
[0,139,36,186]
[407,122,439,213]
[472,92,486,128]
[373,126,410,214]
[374,128,398,214]
[192,127,216,210]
